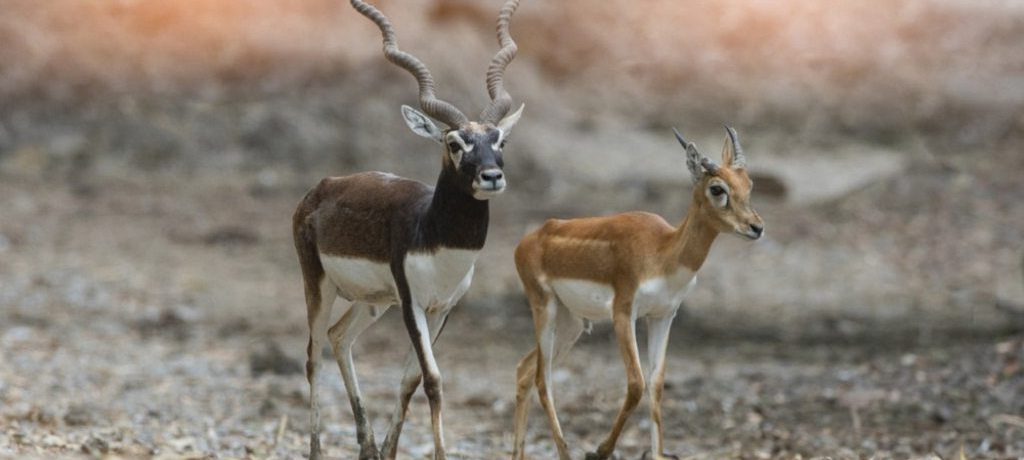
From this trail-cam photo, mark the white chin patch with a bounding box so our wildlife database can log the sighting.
[472,181,506,200]
[737,229,762,241]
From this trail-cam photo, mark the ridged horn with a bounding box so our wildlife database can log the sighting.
[479,0,521,123]
[724,125,747,169]
[673,127,720,176]
[351,0,469,128]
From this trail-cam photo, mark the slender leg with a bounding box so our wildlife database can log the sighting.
[645,312,678,460]
[533,296,564,459]
[511,348,537,460]
[587,291,643,460]
[514,302,585,460]
[513,269,552,460]
[306,278,336,460]
[328,304,386,460]
[380,311,449,459]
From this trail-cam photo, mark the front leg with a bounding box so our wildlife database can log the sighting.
[392,261,448,460]
[588,287,643,460]
[380,312,450,459]
[644,312,678,460]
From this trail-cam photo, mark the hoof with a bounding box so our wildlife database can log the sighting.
[641,452,679,460]
[640,450,680,460]
[585,453,603,460]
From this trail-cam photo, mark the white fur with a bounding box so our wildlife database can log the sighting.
[321,255,397,305]
[321,249,478,312]
[549,269,696,321]
[447,132,473,153]
[492,128,505,151]
[549,279,614,320]
[706,180,730,209]
[401,105,443,143]
[404,248,478,313]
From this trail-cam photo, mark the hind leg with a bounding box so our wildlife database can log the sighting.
[513,302,584,460]
[306,278,336,460]
[328,303,387,460]
[535,300,585,460]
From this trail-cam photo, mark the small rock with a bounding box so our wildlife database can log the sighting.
[81,436,109,455]
[135,308,191,342]
[41,434,65,448]
[168,436,197,453]
[249,342,303,377]
[63,404,97,426]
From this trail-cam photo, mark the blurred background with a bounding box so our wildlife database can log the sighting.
[1,0,1022,458]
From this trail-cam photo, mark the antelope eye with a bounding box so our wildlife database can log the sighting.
[499,139,508,149]
[447,141,461,152]
[709,185,726,196]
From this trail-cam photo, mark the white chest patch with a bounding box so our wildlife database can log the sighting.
[634,270,697,318]
[549,269,696,321]
[403,248,479,313]
[320,254,397,305]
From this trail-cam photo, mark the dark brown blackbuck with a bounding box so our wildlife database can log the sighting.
[511,128,765,460]
[292,1,524,459]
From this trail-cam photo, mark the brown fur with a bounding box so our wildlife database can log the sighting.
[511,134,764,460]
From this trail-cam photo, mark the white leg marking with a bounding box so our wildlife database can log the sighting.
[382,311,448,459]
[646,312,676,455]
[328,303,385,450]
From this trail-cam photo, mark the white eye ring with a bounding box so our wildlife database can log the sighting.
[446,133,472,153]
[706,183,729,208]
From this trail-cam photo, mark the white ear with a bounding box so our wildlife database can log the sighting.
[401,105,443,143]
[496,103,525,136]
[686,146,705,184]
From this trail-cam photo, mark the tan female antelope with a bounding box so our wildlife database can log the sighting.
[511,128,765,460]
[292,1,524,459]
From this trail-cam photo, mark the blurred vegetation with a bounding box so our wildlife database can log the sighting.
[0,0,1022,337]
[1,0,1021,173]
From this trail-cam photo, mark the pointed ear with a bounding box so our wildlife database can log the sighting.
[673,127,704,184]
[722,125,746,169]
[401,105,444,143]
[496,103,525,136]
[721,134,735,167]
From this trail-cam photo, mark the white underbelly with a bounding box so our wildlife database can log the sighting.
[549,272,696,321]
[549,279,614,320]
[321,249,479,311]
[404,248,479,313]
[320,254,397,305]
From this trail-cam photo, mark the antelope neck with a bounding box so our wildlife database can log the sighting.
[415,167,489,252]
[669,204,719,272]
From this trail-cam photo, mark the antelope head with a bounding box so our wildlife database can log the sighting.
[352,0,525,200]
[674,127,765,240]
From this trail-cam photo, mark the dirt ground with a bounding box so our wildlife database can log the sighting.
[2,1,1024,458]
[1,174,1021,460]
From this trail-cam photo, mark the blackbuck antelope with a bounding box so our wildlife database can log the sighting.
[511,128,765,460]
[292,1,524,459]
